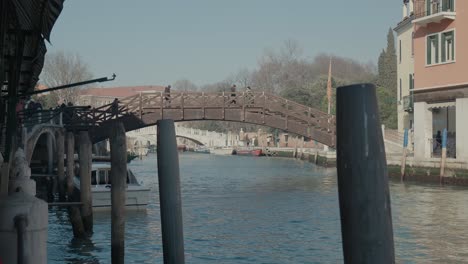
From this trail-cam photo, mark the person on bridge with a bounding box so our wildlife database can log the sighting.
[230,84,237,105]
[111,98,119,117]
[246,86,253,106]
[164,85,171,106]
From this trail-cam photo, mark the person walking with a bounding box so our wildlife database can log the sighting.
[164,85,171,107]
[230,84,237,105]
[111,98,119,118]
[245,86,253,106]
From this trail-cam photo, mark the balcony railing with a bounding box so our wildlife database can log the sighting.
[403,95,413,112]
[413,0,455,25]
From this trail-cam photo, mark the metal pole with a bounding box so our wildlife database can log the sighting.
[336,83,395,263]
[157,119,185,264]
[110,122,127,264]
[401,129,409,181]
[57,131,65,201]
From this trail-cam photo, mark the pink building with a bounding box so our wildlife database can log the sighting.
[410,0,468,161]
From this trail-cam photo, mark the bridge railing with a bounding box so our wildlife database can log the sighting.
[85,91,336,134]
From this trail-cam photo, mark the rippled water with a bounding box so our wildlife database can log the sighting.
[48,153,468,263]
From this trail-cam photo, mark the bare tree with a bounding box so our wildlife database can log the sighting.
[40,51,93,104]
[233,68,252,89]
[172,79,198,92]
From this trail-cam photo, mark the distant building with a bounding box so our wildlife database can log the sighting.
[405,0,467,161]
[78,85,165,107]
[394,0,415,132]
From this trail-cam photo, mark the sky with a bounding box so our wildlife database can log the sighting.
[45,0,401,88]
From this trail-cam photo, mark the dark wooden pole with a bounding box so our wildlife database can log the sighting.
[79,131,93,233]
[57,130,65,201]
[336,83,395,263]
[66,131,85,238]
[157,119,185,264]
[110,122,127,264]
[66,132,75,195]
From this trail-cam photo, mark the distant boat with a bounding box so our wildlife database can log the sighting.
[177,145,187,152]
[74,162,150,211]
[233,148,263,156]
[193,146,210,154]
[211,147,234,155]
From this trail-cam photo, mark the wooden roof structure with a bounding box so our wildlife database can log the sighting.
[1,0,64,96]
[0,0,65,160]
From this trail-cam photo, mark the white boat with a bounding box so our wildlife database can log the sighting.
[74,163,150,211]
[210,147,234,155]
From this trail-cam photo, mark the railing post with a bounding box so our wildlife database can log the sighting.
[160,92,164,119]
[285,100,289,131]
[262,92,266,124]
[157,119,185,264]
[180,92,184,120]
[222,92,225,120]
[242,92,245,122]
[139,92,143,119]
[336,83,395,263]
[202,92,205,119]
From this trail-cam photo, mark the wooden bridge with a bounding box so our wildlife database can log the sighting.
[20,91,336,148]
[82,92,335,147]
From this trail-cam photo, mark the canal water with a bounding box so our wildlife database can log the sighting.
[48,153,468,263]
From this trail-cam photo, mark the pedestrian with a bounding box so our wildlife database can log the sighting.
[245,86,253,106]
[164,85,171,106]
[111,98,119,117]
[434,130,442,152]
[230,84,237,105]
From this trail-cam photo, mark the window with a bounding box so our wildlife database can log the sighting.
[427,34,439,65]
[411,32,415,57]
[399,40,402,63]
[426,30,455,65]
[399,79,402,101]
[426,0,454,15]
[441,31,455,62]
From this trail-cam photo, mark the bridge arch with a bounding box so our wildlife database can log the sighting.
[176,135,205,146]
[25,126,60,164]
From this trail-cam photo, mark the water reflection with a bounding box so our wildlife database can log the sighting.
[47,153,468,263]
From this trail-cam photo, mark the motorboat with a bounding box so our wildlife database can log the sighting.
[74,162,150,211]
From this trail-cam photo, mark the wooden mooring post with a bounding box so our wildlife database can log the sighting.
[79,131,93,233]
[57,130,66,201]
[157,119,185,264]
[110,122,127,264]
[336,83,395,263]
[400,129,409,181]
[440,128,448,184]
[66,131,85,237]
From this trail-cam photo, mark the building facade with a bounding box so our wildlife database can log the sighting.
[410,0,468,161]
[395,0,415,132]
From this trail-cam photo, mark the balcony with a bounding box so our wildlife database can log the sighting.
[403,95,413,112]
[413,1,455,26]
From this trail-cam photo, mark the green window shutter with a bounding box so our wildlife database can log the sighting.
[452,31,455,60]
[409,74,413,91]
[441,33,446,62]
[450,0,454,11]
[427,36,431,64]
[426,0,431,15]
[434,35,439,63]
[442,0,448,11]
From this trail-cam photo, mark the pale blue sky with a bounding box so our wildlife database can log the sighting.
[46,0,401,87]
